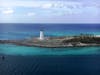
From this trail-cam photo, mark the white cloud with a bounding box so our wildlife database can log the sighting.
[1,8,14,15]
[0,1,99,13]
[0,1,98,8]
[0,0,100,23]
[41,3,53,9]
[0,1,99,16]
[27,12,36,16]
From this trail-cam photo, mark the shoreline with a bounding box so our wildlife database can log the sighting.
[0,35,100,48]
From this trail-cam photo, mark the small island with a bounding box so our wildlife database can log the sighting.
[0,30,100,48]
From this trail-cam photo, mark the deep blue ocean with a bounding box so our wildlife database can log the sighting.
[0,23,100,75]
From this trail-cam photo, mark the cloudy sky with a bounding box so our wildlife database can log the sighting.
[0,0,100,23]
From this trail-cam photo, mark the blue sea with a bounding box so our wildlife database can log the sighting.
[0,23,100,75]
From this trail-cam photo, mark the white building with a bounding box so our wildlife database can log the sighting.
[39,30,44,40]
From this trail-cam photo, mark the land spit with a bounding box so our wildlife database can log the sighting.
[0,35,100,48]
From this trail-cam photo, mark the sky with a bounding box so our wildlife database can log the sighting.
[0,0,100,23]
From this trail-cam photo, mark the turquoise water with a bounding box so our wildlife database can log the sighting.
[0,24,100,56]
[0,44,100,56]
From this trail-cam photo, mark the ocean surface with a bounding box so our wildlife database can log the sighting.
[0,23,100,75]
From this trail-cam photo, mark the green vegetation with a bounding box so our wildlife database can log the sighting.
[62,34,100,44]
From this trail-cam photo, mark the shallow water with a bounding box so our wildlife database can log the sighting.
[0,44,100,56]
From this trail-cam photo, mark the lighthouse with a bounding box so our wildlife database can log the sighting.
[39,30,44,40]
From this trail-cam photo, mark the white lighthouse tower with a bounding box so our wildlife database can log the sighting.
[39,30,44,40]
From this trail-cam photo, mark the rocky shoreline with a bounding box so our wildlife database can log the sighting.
[0,35,100,48]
